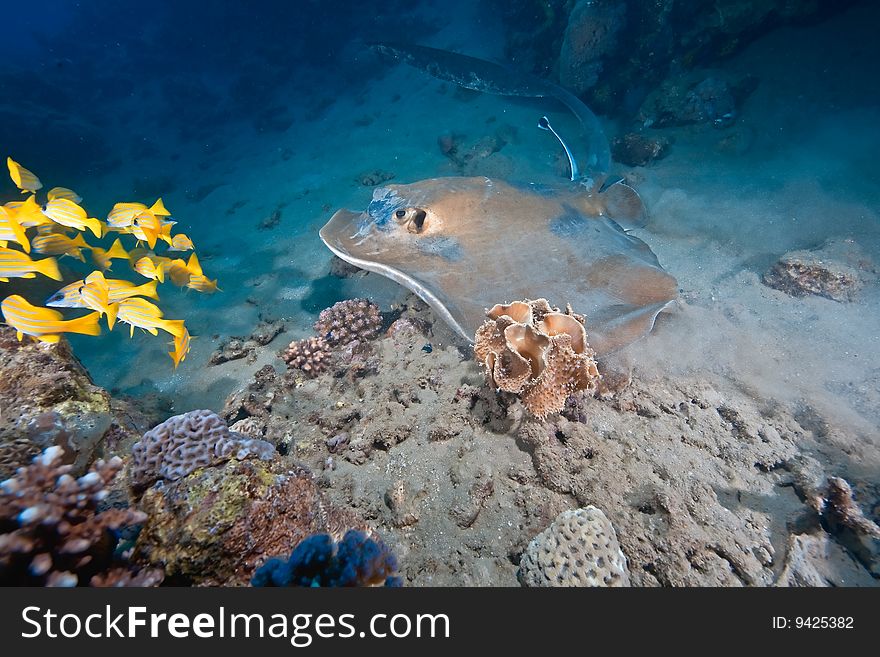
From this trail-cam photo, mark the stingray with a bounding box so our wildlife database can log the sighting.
[321,45,677,354]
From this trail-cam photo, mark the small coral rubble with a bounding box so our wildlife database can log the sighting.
[474,299,600,419]
[0,446,161,586]
[129,409,275,491]
[252,529,401,587]
[519,506,630,587]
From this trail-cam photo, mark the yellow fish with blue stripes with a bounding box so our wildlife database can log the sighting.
[5,196,52,228]
[46,277,159,308]
[47,187,82,203]
[42,198,103,239]
[31,232,89,261]
[91,238,129,271]
[110,296,185,337]
[7,157,42,194]
[185,253,220,293]
[1,294,100,343]
[0,247,61,282]
[168,325,192,368]
[0,206,29,252]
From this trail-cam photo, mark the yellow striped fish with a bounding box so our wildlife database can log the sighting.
[7,157,42,193]
[5,196,52,228]
[46,277,159,308]
[0,206,29,253]
[185,253,220,293]
[1,295,100,343]
[133,255,166,283]
[110,297,185,338]
[167,233,194,252]
[168,325,192,368]
[0,247,61,282]
[79,271,117,326]
[91,237,129,271]
[47,187,82,203]
[42,198,103,239]
[107,202,147,228]
[31,232,89,261]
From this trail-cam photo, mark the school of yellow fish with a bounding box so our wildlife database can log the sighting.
[0,157,221,368]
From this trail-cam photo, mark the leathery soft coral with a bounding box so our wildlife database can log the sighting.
[251,529,402,587]
[474,298,600,419]
[0,446,162,586]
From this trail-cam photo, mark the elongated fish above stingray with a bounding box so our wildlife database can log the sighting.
[321,44,677,355]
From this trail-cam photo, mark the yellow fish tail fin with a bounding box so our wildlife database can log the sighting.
[161,319,186,339]
[84,217,103,239]
[35,256,62,281]
[106,238,129,259]
[186,252,202,275]
[150,198,170,216]
[73,248,86,262]
[71,233,89,248]
[155,264,166,284]
[67,311,102,337]
[138,280,160,300]
[105,303,118,330]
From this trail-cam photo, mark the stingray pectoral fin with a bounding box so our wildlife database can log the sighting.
[587,301,674,354]
[320,209,473,343]
[599,180,649,229]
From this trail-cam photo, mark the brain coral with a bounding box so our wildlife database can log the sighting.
[314,298,382,347]
[474,298,600,419]
[281,336,332,377]
[519,506,630,587]
[130,409,275,490]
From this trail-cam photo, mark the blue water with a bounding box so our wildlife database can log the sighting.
[1,0,878,437]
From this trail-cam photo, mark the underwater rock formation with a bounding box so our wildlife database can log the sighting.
[252,529,401,587]
[519,506,630,587]
[281,336,333,378]
[473,299,600,419]
[611,132,671,167]
[129,409,276,491]
[0,326,112,478]
[135,457,367,586]
[762,239,874,302]
[820,477,880,577]
[637,73,749,128]
[558,0,626,95]
[314,298,382,347]
[0,446,161,586]
[209,318,285,365]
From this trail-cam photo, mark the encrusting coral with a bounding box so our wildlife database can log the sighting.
[519,506,630,587]
[129,409,275,491]
[0,446,162,586]
[474,298,600,419]
[281,335,332,377]
[314,298,382,347]
[251,529,402,587]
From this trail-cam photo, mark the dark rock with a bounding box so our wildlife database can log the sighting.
[611,132,671,166]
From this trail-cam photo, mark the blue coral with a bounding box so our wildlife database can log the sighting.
[252,530,401,587]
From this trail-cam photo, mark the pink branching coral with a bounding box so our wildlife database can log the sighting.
[0,446,161,586]
[281,336,333,377]
[314,298,382,347]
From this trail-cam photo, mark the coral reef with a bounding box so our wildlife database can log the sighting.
[281,336,333,377]
[0,446,161,586]
[314,298,382,347]
[129,409,276,491]
[0,326,112,478]
[762,238,874,302]
[473,299,600,419]
[611,132,671,167]
[252,529,401,587]
[209,317,285,365]
[135,457,366,585]
[519,506,630,587]
[558,0,626,95]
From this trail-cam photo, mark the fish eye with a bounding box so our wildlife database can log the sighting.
[395,209,406,219]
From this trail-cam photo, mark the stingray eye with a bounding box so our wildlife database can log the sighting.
[395,209,406,219]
